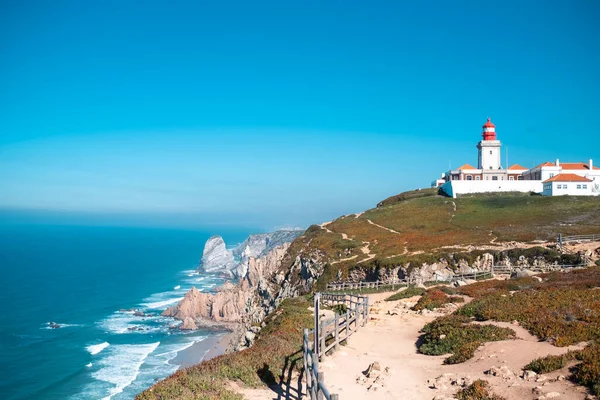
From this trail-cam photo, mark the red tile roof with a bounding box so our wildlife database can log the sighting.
[533,161,555,169]
[543,173,593,183]
[507,164,528,170]
[560,162,600,171]
[457,164,478,170]
[533,161,598,170]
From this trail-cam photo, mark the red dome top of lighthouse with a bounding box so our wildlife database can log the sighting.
[481,118,497,140]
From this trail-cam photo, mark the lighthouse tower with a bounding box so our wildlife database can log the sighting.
[477,118,502,175]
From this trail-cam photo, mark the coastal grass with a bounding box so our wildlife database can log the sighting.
[421,268,600,394]
[411,288,464,311]
[305,192,600,265]
[137,296,313,400]
[384,286,425,301]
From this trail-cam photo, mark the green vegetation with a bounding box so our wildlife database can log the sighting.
[455,379,506,400]
[572,342,600,395]
[137,297,313,400]
[384,286,425,301]
[456,269,600,346]
[418,268,600,395]
[411,288,464,311]
[300,192,599,270]
[418,314,516,364]
[525,351,580,374]
[376,187,439,207]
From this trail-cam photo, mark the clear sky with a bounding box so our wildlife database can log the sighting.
[1,0,599,229]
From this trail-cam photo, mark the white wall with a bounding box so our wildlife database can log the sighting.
[441,180,543,198]
[543,181,595,196]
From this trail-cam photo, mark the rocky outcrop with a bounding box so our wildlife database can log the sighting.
[197,230,303,277]
[231,230,303,278]
[198,236,235,273]
[163,240,324,336]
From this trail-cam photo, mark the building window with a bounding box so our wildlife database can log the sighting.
[466,175,472,180]
[492,176,498,181]
[489,150,492,155]
[583,184,588,189]
[550,173,554,178]
[577,184,582,189]
[509,176,514,181]
[475,176,480,180]
[556,185,561,189]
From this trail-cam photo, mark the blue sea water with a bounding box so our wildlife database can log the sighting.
[0,222,255,400]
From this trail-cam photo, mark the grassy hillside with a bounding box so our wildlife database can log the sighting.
[290,193,600,265]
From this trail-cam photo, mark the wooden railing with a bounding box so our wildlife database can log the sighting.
[326,277,410,291]
[302,293,369,400]
[559,233,600,245]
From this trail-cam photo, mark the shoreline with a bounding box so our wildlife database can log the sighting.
[171,330,235,369]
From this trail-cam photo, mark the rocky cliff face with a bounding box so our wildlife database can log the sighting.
[198,236,235,273]
[197,229,303,277]
[163,240,323,338]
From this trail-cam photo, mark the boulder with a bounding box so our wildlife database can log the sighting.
[180,317,198,330]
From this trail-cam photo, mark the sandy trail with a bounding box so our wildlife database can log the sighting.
[366,219,401,235]
[319,292,589,400]
[235,291,591,400]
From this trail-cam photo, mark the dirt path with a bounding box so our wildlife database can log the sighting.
[318,293,589,400]
[366,219,401,235]
[234,291,592,400]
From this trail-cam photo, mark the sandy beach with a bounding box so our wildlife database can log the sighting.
[171,331,235,368]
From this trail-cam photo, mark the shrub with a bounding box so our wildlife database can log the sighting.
[418,315,516,364]
[412,288,464,311]
[571,342,600,395]
[525,351,580,373]
[385,286,425,301]
[137,297,313,399]
[455,379,506,400]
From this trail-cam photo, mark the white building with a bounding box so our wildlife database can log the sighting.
[523,159,600,183]
[433,118,599,197]
[542,174,596,196]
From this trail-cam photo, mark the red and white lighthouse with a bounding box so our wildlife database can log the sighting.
[482,118,497,141]
[477,118,502,172]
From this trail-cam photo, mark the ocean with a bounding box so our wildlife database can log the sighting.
[0,222,255,400]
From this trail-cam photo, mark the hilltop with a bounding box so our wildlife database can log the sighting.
[284,190,600,284]
[138,190,600,400]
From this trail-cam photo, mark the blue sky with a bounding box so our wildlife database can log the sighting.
[1,0,599,229]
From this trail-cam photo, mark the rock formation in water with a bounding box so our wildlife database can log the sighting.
[197,229,303,277]
[162,238,326,341]
[198,236,235,273]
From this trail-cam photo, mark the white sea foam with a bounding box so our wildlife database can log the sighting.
[87,342,110,355]
[92,342,160,400]
[142,297,183,310]
[86,362,92,368]
[173,285,180,290]
[42,322,84,330]
[99,313,161,335]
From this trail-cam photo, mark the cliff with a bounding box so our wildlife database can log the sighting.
[163,241,322,343]
[197,229,303,277]
[197,236,235,273]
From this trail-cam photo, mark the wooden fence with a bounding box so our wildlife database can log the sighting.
[302,293,369,400]
[559,233,600,245]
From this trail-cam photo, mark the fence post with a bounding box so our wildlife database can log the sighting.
[334,313,339,350]
[311,351,318,399]
[314,293,320,356]
[317,372,325,400]
[320,321,325,358]
[303,329,310,391]
[345,310,350,341]
[365,296,370,324]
